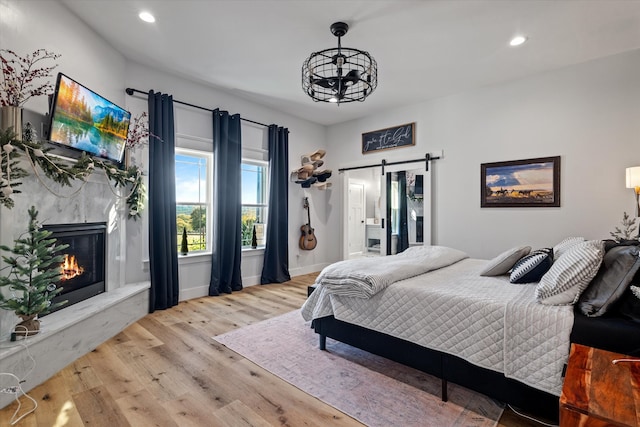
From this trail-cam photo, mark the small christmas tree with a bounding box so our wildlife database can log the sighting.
[610,211,638,242]
[0,206,68,335]
[180,227,189,255]
[251,225,258,249]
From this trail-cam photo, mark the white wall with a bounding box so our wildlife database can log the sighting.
[327,49,640,260]
[0,0,127,119]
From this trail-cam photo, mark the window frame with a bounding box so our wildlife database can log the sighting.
[175,147,213,255]
[241,158,269,250]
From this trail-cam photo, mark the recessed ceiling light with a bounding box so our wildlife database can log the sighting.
[509,35,527,47]
[139,11,155,23]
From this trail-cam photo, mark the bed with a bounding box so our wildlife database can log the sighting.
[301,242,640,421]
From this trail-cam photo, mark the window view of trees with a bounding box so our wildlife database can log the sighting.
[174,152,268,254]
[241,162,268,248]
[175,151,209,253]
[176,205,207,252]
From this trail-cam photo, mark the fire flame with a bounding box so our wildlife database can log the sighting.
[60,254,84,280]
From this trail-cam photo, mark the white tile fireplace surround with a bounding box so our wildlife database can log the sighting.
[0,171,149,409]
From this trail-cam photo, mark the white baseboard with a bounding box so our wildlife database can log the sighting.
[178,265,328,302]
[179,285,209,301]
[178,275,260,301]
[289,263,329,277]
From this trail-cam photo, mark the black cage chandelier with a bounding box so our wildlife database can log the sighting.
[302,22,377,105]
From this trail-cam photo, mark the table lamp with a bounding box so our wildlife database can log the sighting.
[626,166,640,217]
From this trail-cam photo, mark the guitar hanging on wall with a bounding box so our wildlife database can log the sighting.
[299,197,317,250]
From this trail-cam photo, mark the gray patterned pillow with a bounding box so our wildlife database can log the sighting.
[536,240,604,305]
[480,246,531,276]
[553,237,585,259]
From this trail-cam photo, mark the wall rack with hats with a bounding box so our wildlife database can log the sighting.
[291,149,332,190]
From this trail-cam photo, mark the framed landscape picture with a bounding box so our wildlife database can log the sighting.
[481,156,560,207]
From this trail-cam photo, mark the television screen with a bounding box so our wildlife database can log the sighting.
[48,73,130,164]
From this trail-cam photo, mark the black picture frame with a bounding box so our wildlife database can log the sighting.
[481,156,561,207]
[362,122,415,154]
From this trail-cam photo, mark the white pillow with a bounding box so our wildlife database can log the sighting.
[553,237,585,259]
[480,246,531,276]
[536,240,604,305]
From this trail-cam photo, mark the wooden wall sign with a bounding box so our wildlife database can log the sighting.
[362,122,415,154]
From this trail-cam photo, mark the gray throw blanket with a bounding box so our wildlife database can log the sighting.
[302,245,468,321]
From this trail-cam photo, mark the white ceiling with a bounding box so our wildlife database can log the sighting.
[60,0,640,126]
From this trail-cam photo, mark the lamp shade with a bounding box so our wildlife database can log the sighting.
[626,166,640,188]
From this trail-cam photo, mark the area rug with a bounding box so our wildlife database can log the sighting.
[213,310,504,427]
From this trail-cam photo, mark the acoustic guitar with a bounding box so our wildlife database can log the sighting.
[299,197,317,250]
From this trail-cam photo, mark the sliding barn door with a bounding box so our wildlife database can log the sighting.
[379,165,431,255]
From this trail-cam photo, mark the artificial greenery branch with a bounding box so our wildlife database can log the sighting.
[0,128,29,207]
[0,206,68,316]
[610,211,638,242]
[0,127,145,219]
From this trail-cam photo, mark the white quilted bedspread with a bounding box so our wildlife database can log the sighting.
[301,258,573,396]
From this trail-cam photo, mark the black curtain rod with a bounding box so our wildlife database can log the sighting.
[125,87,269,128]
[338,154,441,175]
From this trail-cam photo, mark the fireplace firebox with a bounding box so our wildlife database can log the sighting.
[42,222,107,315]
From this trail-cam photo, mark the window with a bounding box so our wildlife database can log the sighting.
[175,149,212,253]
[241,160,268,248]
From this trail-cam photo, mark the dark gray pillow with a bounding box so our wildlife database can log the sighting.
[617,286,640,322]
[578,245,640,317]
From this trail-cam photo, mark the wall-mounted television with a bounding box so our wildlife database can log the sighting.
[48,73,130,164]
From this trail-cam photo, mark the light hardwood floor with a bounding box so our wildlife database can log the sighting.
[0,273,548,426]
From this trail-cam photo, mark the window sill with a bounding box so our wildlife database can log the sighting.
[143,248,264,269]
[178,252,212,265]
[242,247,265,257]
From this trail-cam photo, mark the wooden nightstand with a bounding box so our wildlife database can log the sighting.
[560,343,640,427]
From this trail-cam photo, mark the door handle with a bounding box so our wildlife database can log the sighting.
[381,218,385,229]
[361,220,364,223]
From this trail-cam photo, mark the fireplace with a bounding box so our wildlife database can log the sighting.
[42,222,107,314]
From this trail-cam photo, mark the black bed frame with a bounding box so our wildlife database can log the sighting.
[311,315,560,421]
[309,284,640,423]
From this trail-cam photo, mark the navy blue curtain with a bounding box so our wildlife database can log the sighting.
[209,110,243,295]
[261,125,291,284]
[397,171,409,253]
[386,173,392,255]
[148,91,179,312]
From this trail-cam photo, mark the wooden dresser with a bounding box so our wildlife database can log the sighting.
[560,343,640,427]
